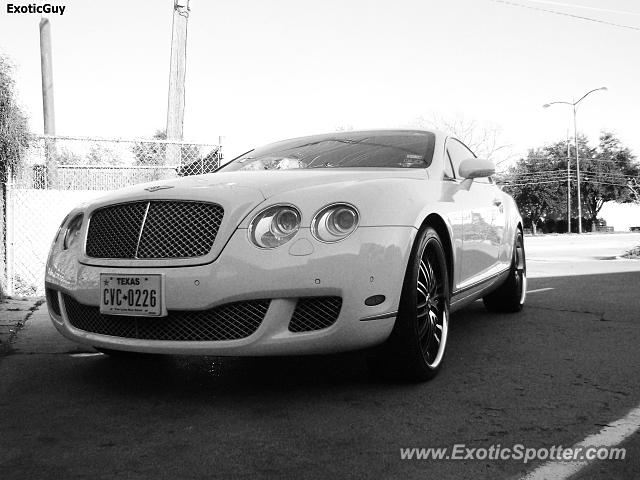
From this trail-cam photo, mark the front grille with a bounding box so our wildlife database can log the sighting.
[63,295,269,341]
[46,288,61,316]
[86,201,147,258]
[288,297,343,332]
[86,201,224,259]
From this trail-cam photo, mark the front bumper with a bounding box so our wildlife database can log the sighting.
[46,226,417,355]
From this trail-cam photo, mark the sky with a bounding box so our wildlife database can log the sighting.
[0,0,638,162]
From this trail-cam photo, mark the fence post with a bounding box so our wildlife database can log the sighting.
[5,174,14,296]
[0,180,5,300]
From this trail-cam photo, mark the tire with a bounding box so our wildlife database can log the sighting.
[483,230,526,313]
[368,226,450,382]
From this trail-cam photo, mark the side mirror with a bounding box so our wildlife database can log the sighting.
[458,158,495,179]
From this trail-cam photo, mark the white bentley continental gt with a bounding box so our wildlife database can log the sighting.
[46,130,526,381]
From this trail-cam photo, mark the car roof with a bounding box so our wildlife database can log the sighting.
[264,129,445,147]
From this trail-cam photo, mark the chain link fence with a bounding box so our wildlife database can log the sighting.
[1,134,222,296]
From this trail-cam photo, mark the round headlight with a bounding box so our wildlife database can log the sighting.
[312,203,359,243]
[53,213,70,245]
[249,205,301,248]
[63,214,84,250]
[273,208,300,236]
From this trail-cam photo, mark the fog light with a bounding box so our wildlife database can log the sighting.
[364,295,386,306]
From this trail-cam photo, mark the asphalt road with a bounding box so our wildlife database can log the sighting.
[1,233,639,479]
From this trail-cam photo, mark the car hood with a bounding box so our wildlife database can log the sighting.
[84,168,429,204]
[198,168,430,198]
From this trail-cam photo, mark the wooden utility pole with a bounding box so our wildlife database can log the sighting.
[39,17,55,135]
[166,0,190,165]
[39,17,57,185]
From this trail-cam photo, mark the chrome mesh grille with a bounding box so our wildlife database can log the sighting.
[136,201,223,258]
[288,297,343,332]
[86,201,147,258]
[85,201,224,259]
[63,295,269,341]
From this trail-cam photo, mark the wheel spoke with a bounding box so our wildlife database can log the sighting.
[417,280,429,300]
[418,317,430,341]
[419,260,429,282]
[412,238,449,369]
[426,260,437,296]
[431,295,442,310]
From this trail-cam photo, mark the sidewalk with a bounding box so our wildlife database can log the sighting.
[0,296,45,355]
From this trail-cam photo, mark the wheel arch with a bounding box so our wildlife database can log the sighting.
[418,213,455,295]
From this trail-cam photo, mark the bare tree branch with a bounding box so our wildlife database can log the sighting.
[409,114,515,165]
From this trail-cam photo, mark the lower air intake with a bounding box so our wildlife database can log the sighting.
[288,296,343,332]
[63,295,269,341]
[46,288,61,316]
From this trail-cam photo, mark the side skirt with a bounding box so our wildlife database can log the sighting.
[450,267,510,313]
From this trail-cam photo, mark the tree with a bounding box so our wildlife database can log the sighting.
[411,114,514,164]
[502,148,566,235]
[532,135,594,224]
[56,144,122,166]
[500,132,638,234]
[131,129,201,167]
[0,56,30,298]
[0,55,29,182]
[55,147,83,165]
[579,132,639,230]
[132,129,167,166]
[86,144,122,166]
[628,177,640,203]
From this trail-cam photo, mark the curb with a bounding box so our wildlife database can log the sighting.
[0,298,46,356]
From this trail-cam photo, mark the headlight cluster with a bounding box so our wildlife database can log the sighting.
[63,214,84,250]
[249,205,301,249]
[311,203,359,243]
[248,203,359,249]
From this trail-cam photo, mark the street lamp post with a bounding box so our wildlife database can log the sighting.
[543,86,607,234]
[566,130,571,233]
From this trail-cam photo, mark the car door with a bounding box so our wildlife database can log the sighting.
[446,138,503,286]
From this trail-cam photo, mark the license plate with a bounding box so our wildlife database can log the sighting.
[100,273,165,316]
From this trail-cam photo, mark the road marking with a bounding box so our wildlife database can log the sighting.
[527,288,554,294]
[520,404,640,480]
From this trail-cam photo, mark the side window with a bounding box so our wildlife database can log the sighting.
[445,138,475,178]
[443,151,455,180]
[445,138,490,182]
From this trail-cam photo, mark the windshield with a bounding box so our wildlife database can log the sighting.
[219,131,436,172]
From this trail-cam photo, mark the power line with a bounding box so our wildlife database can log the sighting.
[500,169,571,175]
[522,0,640,17]
[490,0,640,31]
[498,169,569,175]
[499,174,569,180]
[585,180,636,188]
[500,180,566,186]
[500,173,638,183]
[582,174,637,182]
[499,176,638,188]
